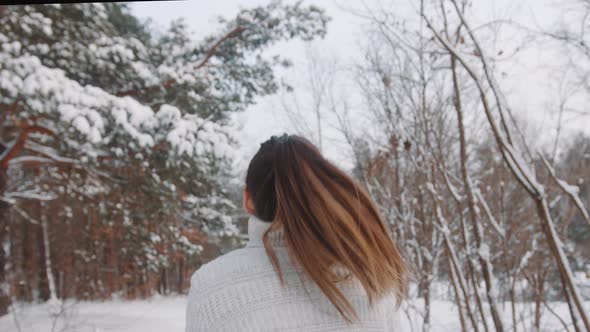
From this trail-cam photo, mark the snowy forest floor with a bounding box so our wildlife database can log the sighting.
[1,295,585,332]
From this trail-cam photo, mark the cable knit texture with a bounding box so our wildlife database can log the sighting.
[185,216,403,331]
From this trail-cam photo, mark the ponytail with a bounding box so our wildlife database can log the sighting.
[245,134,407,322]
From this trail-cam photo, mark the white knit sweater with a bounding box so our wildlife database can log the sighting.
[185,216,403,331]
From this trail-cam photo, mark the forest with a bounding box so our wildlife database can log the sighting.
[0,1,589,331]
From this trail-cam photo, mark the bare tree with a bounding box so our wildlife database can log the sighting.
[423,0,590,329]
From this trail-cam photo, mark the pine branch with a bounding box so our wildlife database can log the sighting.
[116,26,246,97]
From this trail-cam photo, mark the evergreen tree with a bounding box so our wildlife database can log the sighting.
[0,2,328,309]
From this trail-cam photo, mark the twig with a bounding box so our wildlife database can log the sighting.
[0,121,56,170]
[10,203,41,225]
[9,302,23,332]
[194,26,246,70]
[541,298,572,332]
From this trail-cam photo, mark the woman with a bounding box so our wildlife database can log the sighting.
[186,134,408,331]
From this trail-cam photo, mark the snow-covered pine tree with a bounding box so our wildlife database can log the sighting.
[0,2,328,310]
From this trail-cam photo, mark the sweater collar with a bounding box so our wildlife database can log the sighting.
[246,215,286,247]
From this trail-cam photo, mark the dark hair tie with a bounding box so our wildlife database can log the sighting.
[269,133,289,145]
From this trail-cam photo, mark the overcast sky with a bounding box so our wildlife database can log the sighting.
[131,0,590,175]
[131,0,374,172]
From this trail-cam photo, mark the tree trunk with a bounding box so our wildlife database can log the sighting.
[448,255,468,332]
[422,277,431,332]
[560,272,581,332]
[510,277,518,332]
[535,199,590,331]
[533,273,545,331]
[451,54,504,332]
[41,203,58,302]
[0,169,10,315]
[178,257,184,293]
[37,216,49,301]
[0,202,9,315]
[432,200,480,332]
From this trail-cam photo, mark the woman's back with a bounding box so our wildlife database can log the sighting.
[185,216,402,332]
[186,134,407,331]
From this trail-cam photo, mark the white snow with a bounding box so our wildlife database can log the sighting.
[2,295,586,332]
[3,296,186,332]
[0,48,237,162]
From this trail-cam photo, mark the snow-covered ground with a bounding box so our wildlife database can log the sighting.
[1,295,585,332]
[1,296,185,332]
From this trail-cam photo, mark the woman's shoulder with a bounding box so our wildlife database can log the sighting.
[186,247,269,331]
[188,246,277,296]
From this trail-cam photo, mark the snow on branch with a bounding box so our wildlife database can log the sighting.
[443,172,464,203]
[0,54,235,164]
[4,190,57,201]
[541,155,590,228]
[426,3,590,328]
[473,189,505,238]
[423,14,541,198]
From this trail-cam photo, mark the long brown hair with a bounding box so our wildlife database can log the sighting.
[245,134,407,322]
